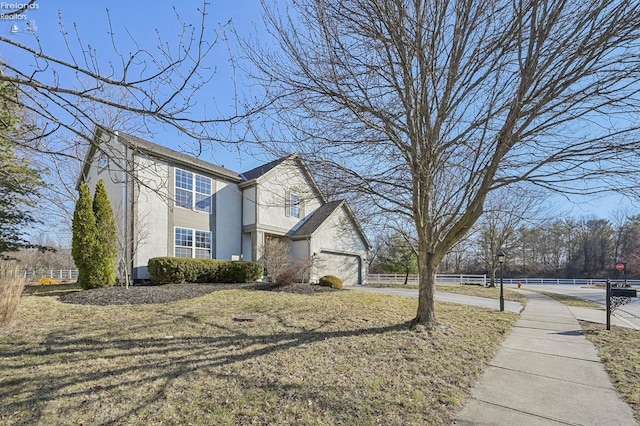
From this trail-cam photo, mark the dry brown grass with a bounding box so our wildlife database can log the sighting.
[0,287,518,425]
[0,261,26,326]
[580,322,640,423]
[366,282,527,304]
[436,284,528,305]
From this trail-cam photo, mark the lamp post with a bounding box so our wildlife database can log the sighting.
[497,251,505,312]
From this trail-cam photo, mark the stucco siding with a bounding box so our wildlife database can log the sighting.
[132,155,170,279]
[290,239,310,259]
[309,205,368,285]
[242,233,253,261]
[256,161,322,234]
[311,206,368,255]
[242,186,257,227]
[215,180,242,259]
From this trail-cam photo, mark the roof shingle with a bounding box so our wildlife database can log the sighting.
[291,200,344,237]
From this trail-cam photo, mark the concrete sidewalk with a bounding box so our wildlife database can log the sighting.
[455,291,636,425]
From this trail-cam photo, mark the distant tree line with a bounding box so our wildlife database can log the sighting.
[443,216,640,279]
[373,214,640,280]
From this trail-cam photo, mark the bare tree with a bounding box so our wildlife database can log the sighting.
[244,0,640,326]
[476,187,546,286]
[0,1,255,161]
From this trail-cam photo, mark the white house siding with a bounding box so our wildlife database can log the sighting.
[132,155,170,279]
[242,233,253,261]
[215,180,242,259]
[242,186,256,227]
[290,239,310,259]
[310,205,368,286]
[256,161,322,234]
[290,238,313,281]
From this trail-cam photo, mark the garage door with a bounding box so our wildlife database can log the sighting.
[317,252,360,286]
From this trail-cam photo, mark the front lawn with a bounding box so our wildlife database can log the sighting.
[0,286,517,425]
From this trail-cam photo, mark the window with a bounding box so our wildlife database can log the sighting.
[290,193,300,218]
[195,175,211,213]
[175,227,211,258]
[194,230,211,259]
[175,169,211,212]
[97,155,108,172]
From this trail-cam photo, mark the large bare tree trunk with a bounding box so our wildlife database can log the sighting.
[414,255,437,326]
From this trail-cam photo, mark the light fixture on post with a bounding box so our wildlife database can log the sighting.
[497,251,506,312]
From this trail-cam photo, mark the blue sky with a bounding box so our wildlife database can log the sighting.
[4,0,267,171]
[2,1,634,220]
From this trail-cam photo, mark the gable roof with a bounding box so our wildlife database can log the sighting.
[291,199,371,249]
[239,153,328,204]
[291,200,344,237]
[79,128,242,187]
[240,155,291,181]
[116,131,242,182]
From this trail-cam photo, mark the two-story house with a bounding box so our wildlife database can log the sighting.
[78,128,370,285]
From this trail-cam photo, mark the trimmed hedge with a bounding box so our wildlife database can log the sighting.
[147,257,263,285]
[317,275,343,290]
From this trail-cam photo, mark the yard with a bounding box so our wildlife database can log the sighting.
[1,284,517,425]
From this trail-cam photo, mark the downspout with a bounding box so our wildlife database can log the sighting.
[129,149,135,282]
[240,186,243,260]
[117,132,130,286]
[307,236,313,284]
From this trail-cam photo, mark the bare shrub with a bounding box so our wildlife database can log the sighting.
[260,237,319,285]
[260,237,292,283]
[0,261,26,326]
[274,268,297,286]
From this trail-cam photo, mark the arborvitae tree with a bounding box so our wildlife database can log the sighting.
[92,179,117,287]
[72,182,98,289]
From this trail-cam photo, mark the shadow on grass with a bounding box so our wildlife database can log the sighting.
[22,283,82,297]
[0,315,415,424]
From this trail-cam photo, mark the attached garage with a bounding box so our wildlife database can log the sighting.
[317,251,362,286]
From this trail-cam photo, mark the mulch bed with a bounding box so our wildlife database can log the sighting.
[59,282,338,306]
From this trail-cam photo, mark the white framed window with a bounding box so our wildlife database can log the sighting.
[175,168,212,213]
[290,193,300,218]
[175,227,211,258]
[97,155,108,172]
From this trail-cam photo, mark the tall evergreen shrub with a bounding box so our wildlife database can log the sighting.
[72,182,98,289]
[92,179,117,287]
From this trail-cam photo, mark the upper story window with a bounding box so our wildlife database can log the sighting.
[290,193,301,218]
[97,155,108,172]
[175,168,212,213]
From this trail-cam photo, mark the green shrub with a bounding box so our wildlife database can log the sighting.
[148,257,263,284]
[318,275,343,290]
[220,261,264,283]
[72,180,118,289]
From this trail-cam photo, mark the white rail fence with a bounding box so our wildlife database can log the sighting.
[367,274,640,287]
[367,274,487,286]
[20,269,79,281]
